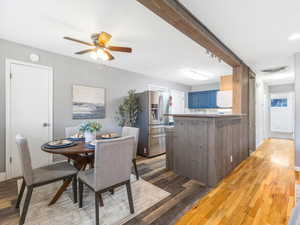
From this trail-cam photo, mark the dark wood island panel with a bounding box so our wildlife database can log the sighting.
[166,114,248,187]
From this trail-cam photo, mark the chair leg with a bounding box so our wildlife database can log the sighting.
[133,158,139,180]
[97,193,104,207]
[126,181,134,214]
[19,186,33,225]
[82,163,87,171]
[110,189,114,195]
[91,158,94,168]
[78,179,83,208]
[94,192,100,225]
[16,178,26,209]
[72,176,77,203]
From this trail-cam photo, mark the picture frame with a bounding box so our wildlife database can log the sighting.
[72,85,106,119]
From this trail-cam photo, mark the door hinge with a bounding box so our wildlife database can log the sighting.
[10,73,12,79]
[9,157,12,164]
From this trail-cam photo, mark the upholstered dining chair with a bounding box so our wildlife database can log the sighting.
[78,136,135,225]
[15,134,78,225]
[65,126,79,163]
[65,126,79,138]
[122,127,140,180]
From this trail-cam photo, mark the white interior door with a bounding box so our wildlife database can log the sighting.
[7,61,53,178]
[270,92,294,133]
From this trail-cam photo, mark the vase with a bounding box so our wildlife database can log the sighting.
[84,131,96,143]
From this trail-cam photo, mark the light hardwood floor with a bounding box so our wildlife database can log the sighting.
[175,138,296,225]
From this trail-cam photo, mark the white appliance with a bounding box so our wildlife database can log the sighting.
[217,90,232,108]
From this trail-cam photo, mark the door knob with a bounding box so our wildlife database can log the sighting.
[43,123,50,127]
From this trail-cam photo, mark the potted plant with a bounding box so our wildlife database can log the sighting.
[79,121,102,143]
[116,89,141,127]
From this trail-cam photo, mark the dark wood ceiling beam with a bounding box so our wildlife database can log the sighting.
[137,0,243,67]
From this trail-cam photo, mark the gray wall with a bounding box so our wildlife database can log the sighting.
[295,53,300,167]
[0,39,190,172]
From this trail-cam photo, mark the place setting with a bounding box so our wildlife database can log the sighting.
[43,139,77,149]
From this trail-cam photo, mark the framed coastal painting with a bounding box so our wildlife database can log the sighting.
[72,85,106,119]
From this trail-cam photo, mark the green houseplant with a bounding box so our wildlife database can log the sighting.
[79,121,102,143]
[116,89,141,127]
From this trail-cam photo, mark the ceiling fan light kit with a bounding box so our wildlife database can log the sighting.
[64,31,132,61]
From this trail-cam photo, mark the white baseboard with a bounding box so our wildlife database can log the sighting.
[256,140,264,148]
[0,172,6,182]
[295,167,300,172]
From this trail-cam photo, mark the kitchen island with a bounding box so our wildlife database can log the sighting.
[165,114,248,187]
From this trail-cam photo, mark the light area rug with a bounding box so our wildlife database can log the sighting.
[18,175,170,225]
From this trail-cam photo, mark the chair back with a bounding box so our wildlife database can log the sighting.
[15,134,34,185]
[65,126,79,138]
[94,136,134,191]
[122,127,139,159]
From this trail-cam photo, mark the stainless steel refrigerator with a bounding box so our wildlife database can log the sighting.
[136,90,171,157]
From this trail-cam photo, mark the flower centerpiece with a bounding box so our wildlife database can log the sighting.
[79,121,102,143]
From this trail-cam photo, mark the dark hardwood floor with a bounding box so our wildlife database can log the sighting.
[0,178,19,225]
[0,155,209,225]
[125,155,209,225]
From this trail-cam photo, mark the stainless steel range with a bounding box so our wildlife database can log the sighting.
[136,91,171,157]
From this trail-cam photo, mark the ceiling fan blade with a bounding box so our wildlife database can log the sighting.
[64,37,95,47]
[98,32,112,45]
[107,46,132,53]
[103,49,114,60]
[75,49,96,55]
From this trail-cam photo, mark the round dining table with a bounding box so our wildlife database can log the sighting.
[42,141,95,169]
[41,141,95,205]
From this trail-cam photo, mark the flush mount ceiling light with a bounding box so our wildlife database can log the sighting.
[181,68,213,81]
[288,33,300,41]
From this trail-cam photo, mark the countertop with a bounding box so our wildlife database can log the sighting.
[165,113,246,118]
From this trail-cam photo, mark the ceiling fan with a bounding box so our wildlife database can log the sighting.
[63,32,132,61]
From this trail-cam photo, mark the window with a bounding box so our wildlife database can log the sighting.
[271,98,288,107]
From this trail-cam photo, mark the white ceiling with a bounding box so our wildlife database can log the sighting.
[0,0,232,86]
[179,0,300,82]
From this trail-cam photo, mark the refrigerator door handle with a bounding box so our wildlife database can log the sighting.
[158,94,163,123]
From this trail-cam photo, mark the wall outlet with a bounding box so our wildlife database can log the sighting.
[230,155,233,163]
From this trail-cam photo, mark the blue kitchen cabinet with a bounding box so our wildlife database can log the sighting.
[188,92,197,109]
[188,90,219,109]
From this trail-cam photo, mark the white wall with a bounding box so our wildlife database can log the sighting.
[191,82,220,91]
[255,76,266,147]
[295,53,300,167]
[256,76,295,147]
